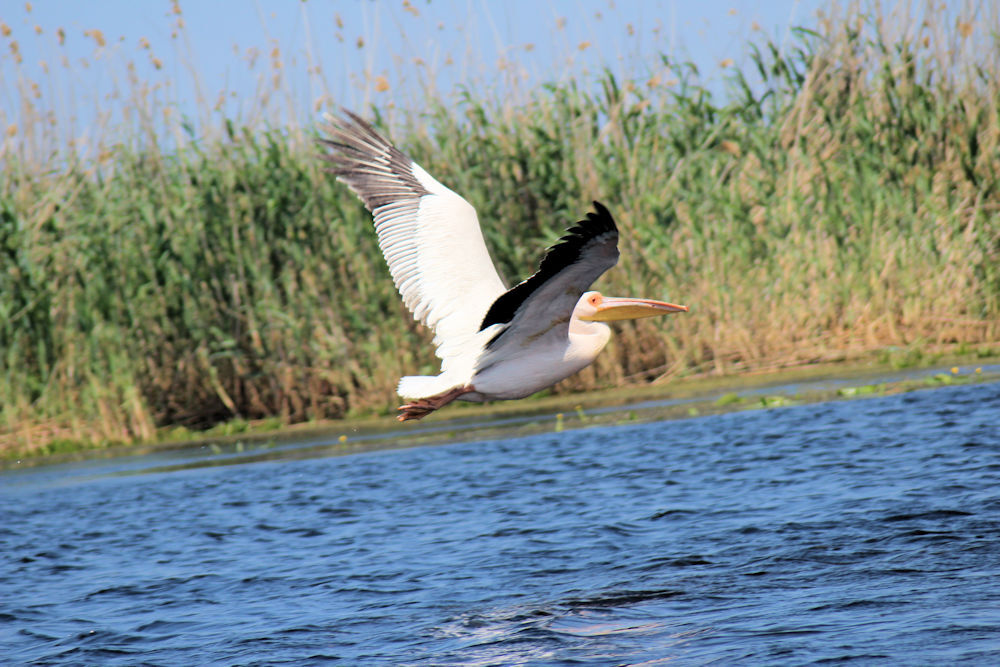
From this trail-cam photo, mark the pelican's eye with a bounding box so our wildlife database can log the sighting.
[588,293,601,307]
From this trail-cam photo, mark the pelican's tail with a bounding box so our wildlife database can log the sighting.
[397,375,461,400]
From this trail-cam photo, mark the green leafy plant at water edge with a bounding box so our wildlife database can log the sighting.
[759,395,799,408]
[837,384,885,398]
[715,393,744,407]
[2,5,1000,454]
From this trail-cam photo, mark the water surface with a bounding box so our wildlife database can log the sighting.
[2,381,999,664]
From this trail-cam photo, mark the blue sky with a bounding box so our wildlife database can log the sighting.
[2,0,828,147]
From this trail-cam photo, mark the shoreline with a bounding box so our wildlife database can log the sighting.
[4,354,998,471]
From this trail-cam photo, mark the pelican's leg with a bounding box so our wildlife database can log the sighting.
[397,385,474,422]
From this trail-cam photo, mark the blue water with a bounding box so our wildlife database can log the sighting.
[2,381,999,665]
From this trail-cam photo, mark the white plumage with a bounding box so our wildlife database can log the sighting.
[321,111,687,420]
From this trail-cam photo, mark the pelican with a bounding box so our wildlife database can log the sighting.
[320,111,688,421]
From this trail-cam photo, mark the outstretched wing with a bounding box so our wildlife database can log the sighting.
[320,111,507,361]
[478,202,620,357]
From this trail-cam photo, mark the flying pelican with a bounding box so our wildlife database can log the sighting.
[320,111,688,421]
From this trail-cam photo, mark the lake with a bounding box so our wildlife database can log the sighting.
[2,380,999,665]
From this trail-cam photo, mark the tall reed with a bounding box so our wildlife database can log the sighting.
[1,4,998,453]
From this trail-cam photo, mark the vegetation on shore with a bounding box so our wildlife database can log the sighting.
[6,359,996,466]
[2,4,999,456]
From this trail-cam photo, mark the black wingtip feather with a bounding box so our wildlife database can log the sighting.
[479,202,620,332]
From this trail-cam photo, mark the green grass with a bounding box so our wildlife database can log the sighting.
[2,4,1000,455]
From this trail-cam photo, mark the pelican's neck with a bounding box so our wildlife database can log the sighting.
[567,318,612,364]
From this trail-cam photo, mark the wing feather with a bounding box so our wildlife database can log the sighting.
[320,111,507,363]
[478,202,620,359]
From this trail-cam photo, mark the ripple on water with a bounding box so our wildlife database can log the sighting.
[1,382,999,664]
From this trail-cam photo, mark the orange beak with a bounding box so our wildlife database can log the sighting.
[580,296,689,322]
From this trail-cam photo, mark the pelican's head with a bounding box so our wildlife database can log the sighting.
[575,291,688,322]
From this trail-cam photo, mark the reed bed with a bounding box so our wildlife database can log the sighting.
[1,4,998,453]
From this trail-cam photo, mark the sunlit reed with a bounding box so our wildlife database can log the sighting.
[1,3,998,454]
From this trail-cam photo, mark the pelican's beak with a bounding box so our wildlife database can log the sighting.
[581,296,689,322]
